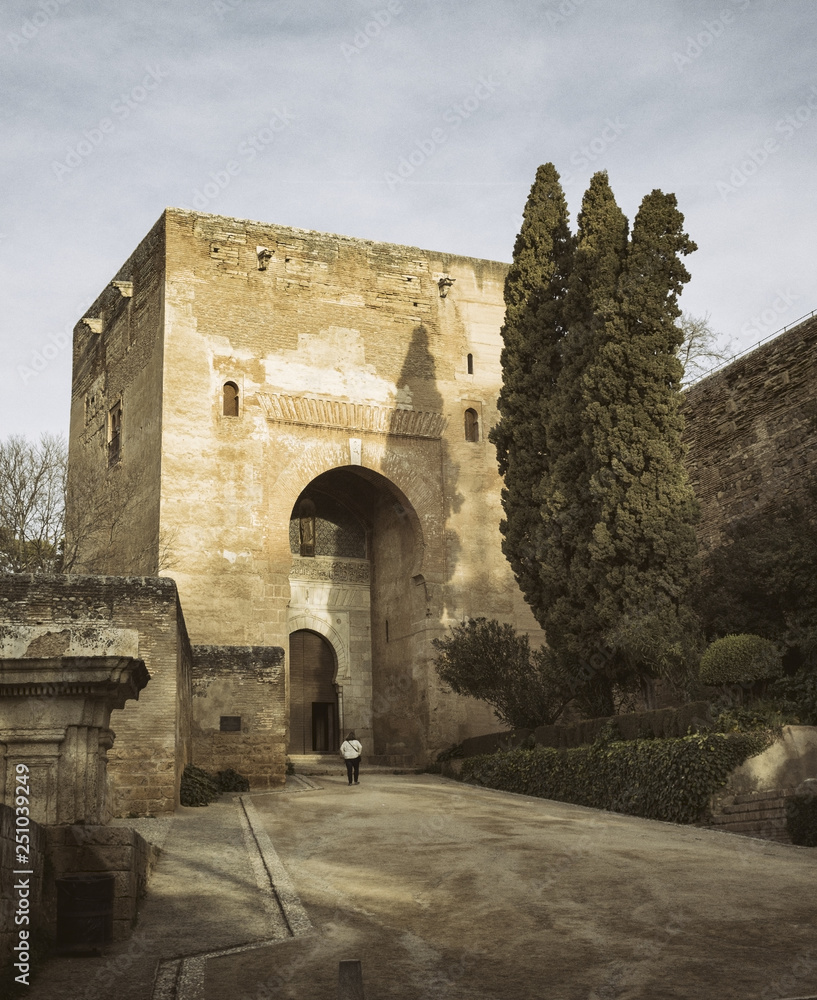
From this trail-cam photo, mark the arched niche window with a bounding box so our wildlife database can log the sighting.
[223,381,239,417]
[289,495,366,559]
[467,353,474,375]
[464,407,479,442]
[298,499,316,557]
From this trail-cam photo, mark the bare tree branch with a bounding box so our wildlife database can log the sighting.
[0,434,67,574]
[678,312,735,385]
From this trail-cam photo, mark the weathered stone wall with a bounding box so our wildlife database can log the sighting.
[191,646,286,789]
[43,824,158,943]
[683,314,817,550]
[0,575,192,817]
[68,214,166,576]
[706,726,817,842]
[67,208,530,764]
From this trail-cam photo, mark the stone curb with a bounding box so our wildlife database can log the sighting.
[149,796,313,1000]
[239,795,313,938]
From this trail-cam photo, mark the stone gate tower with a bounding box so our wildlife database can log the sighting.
[68,208,542,772]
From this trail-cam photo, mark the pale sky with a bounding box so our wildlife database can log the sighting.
[2,0,815,439]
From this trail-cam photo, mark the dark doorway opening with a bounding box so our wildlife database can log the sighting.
[289,630,339,753]
[312,702,337,752]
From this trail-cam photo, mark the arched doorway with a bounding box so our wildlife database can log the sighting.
[286,466,426,760]
[289,629,339,753]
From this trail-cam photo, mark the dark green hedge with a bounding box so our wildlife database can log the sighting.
[460,730,774,824]
[785,793,817,847]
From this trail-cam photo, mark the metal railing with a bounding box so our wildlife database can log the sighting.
[684,308,817,387]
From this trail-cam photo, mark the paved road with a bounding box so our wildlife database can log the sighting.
[21,772,817,1000]
[208,773,817,1000]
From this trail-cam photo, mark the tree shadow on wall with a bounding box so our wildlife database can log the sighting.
[391,322,464,593]
[372,323,464,754]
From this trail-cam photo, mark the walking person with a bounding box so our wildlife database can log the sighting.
[340,731,362,785]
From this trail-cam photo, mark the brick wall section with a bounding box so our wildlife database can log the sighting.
[0,575,193,817]
[191,645,286,789]
[0,803,45,978]
[43,825,158,942]
[706,789,798,843]
[683,314,817,550]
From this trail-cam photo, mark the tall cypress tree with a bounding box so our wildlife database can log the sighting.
[495,170,701,715]
[490,164,573,613]
[582,190,701,700]
[537,172,629,709]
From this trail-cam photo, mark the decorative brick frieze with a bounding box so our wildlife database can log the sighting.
[257,392,447,438]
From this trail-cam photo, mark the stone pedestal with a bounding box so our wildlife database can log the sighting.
[0,655,149,825]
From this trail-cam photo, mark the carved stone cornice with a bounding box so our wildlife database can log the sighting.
[258,393,447,439]
[0,656,149,709]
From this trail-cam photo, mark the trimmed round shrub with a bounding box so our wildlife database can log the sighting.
[700,634,782,685]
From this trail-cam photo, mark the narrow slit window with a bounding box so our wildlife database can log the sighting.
[467,353,473,374]
[223,381,239,417]
[108,402,122,465]
[464,407,479,442]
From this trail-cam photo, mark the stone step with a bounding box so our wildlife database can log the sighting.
[289,752,416,773]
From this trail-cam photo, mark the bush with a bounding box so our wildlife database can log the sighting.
[217,767,250,792]
[180,764,250,805]
[460,729,775,824]
[180,764,221,806]
[432,618,575,728]
[712,701,792,734]
[786,790,817,847]
[700,634,782,685]
[771,667,817,725]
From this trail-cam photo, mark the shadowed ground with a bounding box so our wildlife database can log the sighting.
[20,772,817,999]
[208,773,816,1000]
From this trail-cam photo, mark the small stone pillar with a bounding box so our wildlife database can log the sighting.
[0,655,149,825]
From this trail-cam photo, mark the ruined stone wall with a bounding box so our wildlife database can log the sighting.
[0,576,192,817]
[190,646,286,790]
[68,214,166,576]
[683,314,817,551]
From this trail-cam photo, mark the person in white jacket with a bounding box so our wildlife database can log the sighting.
[340,731,362,785]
